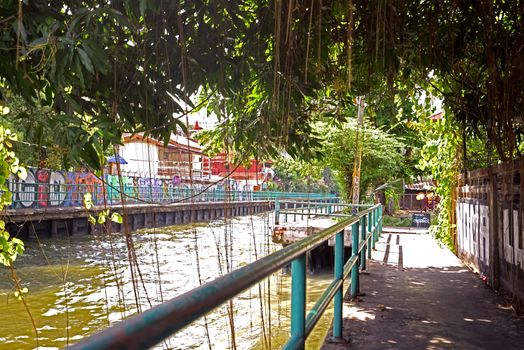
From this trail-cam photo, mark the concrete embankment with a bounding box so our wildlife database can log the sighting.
[5,200,273,239]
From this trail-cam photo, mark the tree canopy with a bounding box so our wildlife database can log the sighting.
[323,119,407,199]
[1,1,523,167]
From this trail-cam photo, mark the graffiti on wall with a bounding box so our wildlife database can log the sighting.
[6,168,210,209]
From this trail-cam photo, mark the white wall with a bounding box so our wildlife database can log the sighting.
[119,141,159,176]
[457,200,524,273]
[456,201,490,270]
[502,208,524,268]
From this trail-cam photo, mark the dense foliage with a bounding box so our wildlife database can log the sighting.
[416,113,462,249]
[268,157,335,194]
[0,94,67,168]
[0,125,26,267]
[1,1,521,167]
[323,119,407,200]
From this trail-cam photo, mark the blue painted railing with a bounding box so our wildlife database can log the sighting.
[6,177,337,209]
[69,203,383,350]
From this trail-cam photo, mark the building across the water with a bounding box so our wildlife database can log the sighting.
[210,153,273,191]
[118,132,213,183]
[116,131,273,190]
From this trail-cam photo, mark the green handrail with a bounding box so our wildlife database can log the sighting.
[6,179,338,209]
[69,204,383,350]
[273,199,368,224]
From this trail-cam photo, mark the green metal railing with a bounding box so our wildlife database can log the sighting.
[252,191,336,201]
[69,204,383,350]
[274,199,372,224]
[6,178,338,209]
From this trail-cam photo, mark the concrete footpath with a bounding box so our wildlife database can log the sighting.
[322,232,524,350]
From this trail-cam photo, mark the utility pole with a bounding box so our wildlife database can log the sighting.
[351,96,365,214]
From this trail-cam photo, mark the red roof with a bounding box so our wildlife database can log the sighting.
[122,133,203,154]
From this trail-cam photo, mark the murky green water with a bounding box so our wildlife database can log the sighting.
[0,214,335,349]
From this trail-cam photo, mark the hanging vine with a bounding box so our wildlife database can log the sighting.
[0,125,38,346]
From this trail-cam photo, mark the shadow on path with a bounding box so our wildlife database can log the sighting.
[322,234,524,350]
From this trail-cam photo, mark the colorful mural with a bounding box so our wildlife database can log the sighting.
[6,168,223,209]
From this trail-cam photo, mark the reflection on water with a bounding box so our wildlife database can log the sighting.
[0,213,335,349]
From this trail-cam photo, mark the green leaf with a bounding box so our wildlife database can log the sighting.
[110,212,123,224]
[17,167,27,180]
[83,193,93,210]
[78,142,102,170]
[77,47,94,74]
[97,213,107,224]
[73,55,85,88]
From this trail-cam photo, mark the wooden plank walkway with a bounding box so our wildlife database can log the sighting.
[322,232,524,349]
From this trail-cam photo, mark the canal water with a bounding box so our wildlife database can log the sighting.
[0,213,335,349]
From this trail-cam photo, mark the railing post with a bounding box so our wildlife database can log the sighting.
[372,208,377,249]
[285,202,288,222]
[275,199,280,225]
[378,205,383,237]
[333,229,344,339]
[306,202,309,219]
[367,211,372,259]
[109,182,113,206]
[290,254,306,349]
[350,222,360,298]
[360,215,367,271]
[294,202,297,221]
[374,207,380,242]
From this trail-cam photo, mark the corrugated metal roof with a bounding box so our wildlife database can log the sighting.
[429,111,444,121]
[405,181,435,191]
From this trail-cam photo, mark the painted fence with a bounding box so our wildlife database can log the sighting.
[6,168,336,209]
[457,158,524,310]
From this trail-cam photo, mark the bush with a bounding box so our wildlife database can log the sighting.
[382,215,412,227]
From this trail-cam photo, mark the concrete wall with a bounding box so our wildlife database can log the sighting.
[457,160,524,309]
[6,201,273,240]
